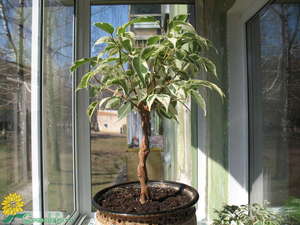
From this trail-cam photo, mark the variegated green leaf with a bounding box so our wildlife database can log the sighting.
[156,94,171,112]
[118,102,132,120]
[76,70,96,90]
[191,90,206,116]
[95,36,113,46]
[132,55,149,87]
[105,97,120,109]
[172,14,189,22]
[123,16,158,30]
[121,38,132,52]
[87,101,98,120]
[200,57,218,78]
[146,94,157,111]
[70,57,97,72]
[94,22,114,34]
[147,35,161,45]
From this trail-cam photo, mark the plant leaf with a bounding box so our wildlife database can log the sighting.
[70,57,96,72]
[202,81,224,98]
[146,94,171,112]
[132,55,149,87]
[105,97,120,109]
[189,80,225,98]
[98,97,111,109]
[123,16,158,30]
[118,102,132,120]
[168,103,178,116]
[157,106,174,120]
[147,35,161,45]
[95,22,114,34]
[191,90,206,116]
[146,94,157,111]
[121,38,132,52]
[117,26,126,35]
[141,46,157,59]
[200,57,217,78]
[95,36,112,46]
[87,101,98,120]
[76,71,95,90]
[172,14,189,22]
[169,21,195,33]
[156,94,171,112]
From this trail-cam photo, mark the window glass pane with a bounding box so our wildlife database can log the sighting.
[130,4,161,14]
[91,5,131,200]
[247,1,300,207]
[90,4,192,204]
[0,0,32,219]
[91,5,129,57]
[43,0,75,218]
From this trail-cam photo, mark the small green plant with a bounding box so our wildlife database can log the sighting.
[71,14,223,204]
[282,197,300,224]
[213,204,249,225]
[213,203,284,225]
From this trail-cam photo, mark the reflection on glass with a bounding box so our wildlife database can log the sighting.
[0,0,32,217]
[43,0,75,217]
[247,2,300,207]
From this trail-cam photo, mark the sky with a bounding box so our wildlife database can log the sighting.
[91,5,129,57]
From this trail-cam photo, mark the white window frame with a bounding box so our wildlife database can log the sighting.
[194,1,207,223]
[227,0,270,205]
[31,0,44,222]
[31,0,81,224]
[74,0,92,218]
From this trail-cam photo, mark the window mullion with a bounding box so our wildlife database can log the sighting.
[75,0,92,215]
[31,0,44,222]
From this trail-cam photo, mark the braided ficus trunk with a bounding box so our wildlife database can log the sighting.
[137,107,151,204]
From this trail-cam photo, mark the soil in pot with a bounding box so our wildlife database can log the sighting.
[96,185,191,214]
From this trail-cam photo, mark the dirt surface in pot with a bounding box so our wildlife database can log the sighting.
[97,186,191,214]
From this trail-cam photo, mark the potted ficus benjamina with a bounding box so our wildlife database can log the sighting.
[71,15,223,225]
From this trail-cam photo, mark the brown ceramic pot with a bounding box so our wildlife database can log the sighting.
[93,181,199,225]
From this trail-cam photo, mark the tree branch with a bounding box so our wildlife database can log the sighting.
[0,0,18,58]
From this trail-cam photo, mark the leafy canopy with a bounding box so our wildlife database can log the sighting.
[70,14,224,121]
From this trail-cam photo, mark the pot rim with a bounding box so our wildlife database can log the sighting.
[92,180,199,216]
